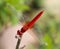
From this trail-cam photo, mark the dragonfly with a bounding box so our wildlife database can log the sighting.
[15,10,44,49]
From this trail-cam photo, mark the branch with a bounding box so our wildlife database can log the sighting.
[15,36,25,49]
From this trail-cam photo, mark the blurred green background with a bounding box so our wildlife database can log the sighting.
[0,0,60,49]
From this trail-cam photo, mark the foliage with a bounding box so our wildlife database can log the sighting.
[0,0,30,32]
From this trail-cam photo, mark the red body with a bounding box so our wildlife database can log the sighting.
[17,10,44,37]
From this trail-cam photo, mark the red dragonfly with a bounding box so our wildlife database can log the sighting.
[17,10,44,37]
[15,10,44,49]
